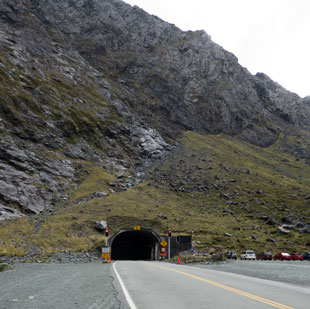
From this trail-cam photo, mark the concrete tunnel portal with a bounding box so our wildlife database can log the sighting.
[110,229,161,260]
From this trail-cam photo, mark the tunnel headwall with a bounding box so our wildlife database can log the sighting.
[109,228,161,260]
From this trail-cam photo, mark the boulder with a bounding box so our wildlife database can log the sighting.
[298,225,310,234]
[281,224,294,230]
[95,220,108,231]
[281,216,293,224]
[94,192,109,198]
[157,214,168,219]
[0,204,24,221]
[222,193,232,200]
[266,217,277,226]
[277,226,291,234]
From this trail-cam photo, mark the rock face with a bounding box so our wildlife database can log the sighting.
[0,204,24,221]
[28,0,310,141]
[131,126,171,159]
[0,141,74,213]
[0,0,310,219]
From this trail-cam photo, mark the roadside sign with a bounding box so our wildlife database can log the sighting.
[101,253,110,259]
[160,247,166,253]
[134,225,141,230]
[160,253,167,257]
[161,240,167,247]
[102,247,110,253]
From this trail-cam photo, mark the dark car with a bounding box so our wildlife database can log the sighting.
[257,251,272,260]
[290,253,303,261]
[273,253,291,261]
[303,252,310,261]
[226,250,237,260]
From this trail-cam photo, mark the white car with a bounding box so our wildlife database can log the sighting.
[240,250,256,260]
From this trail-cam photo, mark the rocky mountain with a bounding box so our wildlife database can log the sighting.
[0,0,309,255]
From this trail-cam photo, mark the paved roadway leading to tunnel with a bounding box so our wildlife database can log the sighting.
[114,261,310,309]
[1,260,310,308]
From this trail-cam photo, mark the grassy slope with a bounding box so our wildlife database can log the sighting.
[0,131,309,257]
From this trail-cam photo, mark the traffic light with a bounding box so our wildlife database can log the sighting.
[168,229,172,238]
[105,228,109,237]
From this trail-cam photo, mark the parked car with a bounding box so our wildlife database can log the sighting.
[273,253,291,261]
[257,251,272,260]
[240,250,256,260]
[226,250,237,260]
[290,253,303,261]
[303,252,310,261]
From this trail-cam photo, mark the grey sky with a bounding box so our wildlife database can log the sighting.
[124,0,310,98]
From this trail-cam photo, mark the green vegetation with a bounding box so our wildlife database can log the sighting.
[0,47,115,150]
[1,14,310,262]
[0,218,34,256]
[0,131,309,257]
[0,263,13,272]
[68,165,116,202]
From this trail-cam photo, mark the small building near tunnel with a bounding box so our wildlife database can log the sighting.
[108,227,192,261]
[161,235,192,258]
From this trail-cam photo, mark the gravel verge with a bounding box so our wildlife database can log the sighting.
[0,261,129,309]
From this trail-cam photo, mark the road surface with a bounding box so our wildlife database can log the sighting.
[1,261,310,308]
[194,260,310,287]
[114,261,310,309]
[0,262,127,309]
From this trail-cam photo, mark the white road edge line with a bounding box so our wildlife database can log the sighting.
[113,262,137,309]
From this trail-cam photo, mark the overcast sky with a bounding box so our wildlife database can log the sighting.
[124,0,310,98]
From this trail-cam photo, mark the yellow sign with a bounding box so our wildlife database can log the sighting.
[101,253,110,259]
[134,225,141,230]
[161,240,168,247]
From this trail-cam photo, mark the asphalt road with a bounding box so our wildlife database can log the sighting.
[114,261,310,309]
[1,261,310,309]
[194,260,310,287]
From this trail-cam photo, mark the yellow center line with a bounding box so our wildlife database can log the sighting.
[151,264,294,309]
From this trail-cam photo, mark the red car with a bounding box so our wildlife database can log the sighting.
[257,251,273,260]
[273,253,291,261]
[290,253,303,261]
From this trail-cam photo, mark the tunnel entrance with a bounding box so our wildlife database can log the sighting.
[110,229,160,260]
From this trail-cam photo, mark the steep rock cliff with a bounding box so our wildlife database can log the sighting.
[0,0,309,220]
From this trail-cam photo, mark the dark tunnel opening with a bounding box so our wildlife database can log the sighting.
[111,230,159,260]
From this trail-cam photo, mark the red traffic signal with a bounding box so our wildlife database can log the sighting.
[105,228,109,237]
[168,229,172,238]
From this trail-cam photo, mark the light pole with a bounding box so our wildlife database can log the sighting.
[105,227,109,247]
[168,229,172,259]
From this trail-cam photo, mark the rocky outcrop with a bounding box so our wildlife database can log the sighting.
[28,0,310,145]
[0,204,24,221]
[130,126,171,159]
[0,0,310,220]
[0,140,75,214]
